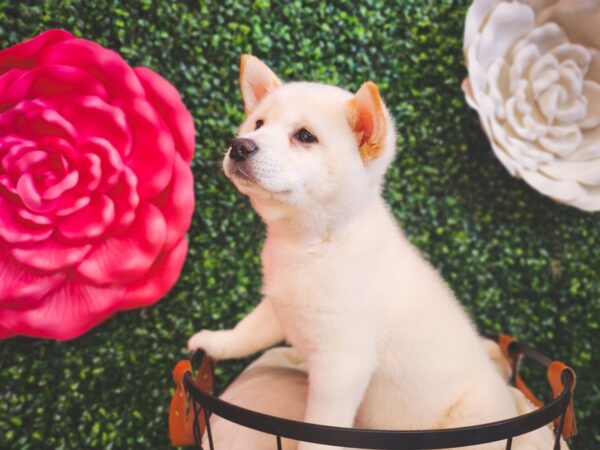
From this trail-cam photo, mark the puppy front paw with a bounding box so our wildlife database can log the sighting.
[187,329,237,360]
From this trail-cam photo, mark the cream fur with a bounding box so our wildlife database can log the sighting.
[189,55,567,450]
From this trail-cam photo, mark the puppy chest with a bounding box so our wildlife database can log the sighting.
[263,254,360,311]
[263,254,376,354]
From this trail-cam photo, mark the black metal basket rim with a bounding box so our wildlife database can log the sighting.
[182,339,574,449]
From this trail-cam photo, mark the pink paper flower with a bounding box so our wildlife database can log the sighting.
[0,30,195,340]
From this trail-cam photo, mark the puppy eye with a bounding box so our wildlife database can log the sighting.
[294,128,318,144]
[255,119,264,130]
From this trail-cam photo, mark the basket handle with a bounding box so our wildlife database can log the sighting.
[169,352,215,446]
[547,361,577,439]
[498,334,543,408]
[498,334,577,439]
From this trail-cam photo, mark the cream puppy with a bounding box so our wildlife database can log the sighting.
[189,55,563,450]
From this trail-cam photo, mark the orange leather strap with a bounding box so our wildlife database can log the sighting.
[547,361,577,439]
[498,334,543,408]
[169,360,195,446]
[499,335,577,439]
[169,356,214,446]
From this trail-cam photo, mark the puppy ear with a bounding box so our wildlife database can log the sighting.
[346,82,388,164]
[240,54,282,115]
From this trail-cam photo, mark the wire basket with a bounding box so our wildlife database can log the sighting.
[169,334,577,450]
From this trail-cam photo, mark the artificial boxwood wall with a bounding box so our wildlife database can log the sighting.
[0,1,598,449]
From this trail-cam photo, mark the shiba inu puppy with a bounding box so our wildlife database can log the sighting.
[189,55,566,450]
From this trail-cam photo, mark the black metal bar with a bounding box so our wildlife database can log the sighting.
[192,402,203,449]
[204,406,215,450]
[553,408,567,450]
[183,372,572,449]
[510,355,519,386]
[505,436,512,450]
[481,335,554,368]
[510,341,553,367]
[276,434,283,450]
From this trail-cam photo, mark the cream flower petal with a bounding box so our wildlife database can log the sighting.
[510,44,540,94]
[490,119,545,170]
[551,43,591,71]
[520,169,585,201]
[580,80,600,129]
[523,113,551,137]
[514,22,567,56]
[523,0,561,15]
[515,80,535,116]
[463,0,503,49]
[570,190,600,212]
[490,139,520,175]
[486,59,510,118]
[540,158,600,185]
[476,3,535,71]
[461,78,477,109]
[466,36,488,96]
[530,54,560,96]
[574,128,600,160]
[506,97,538,140]
[587,51,600,83]
[487,120,521,174]
[537,84,561,121]
[553,96,586,124]
[536,0,600,48]
[539,124,582,157]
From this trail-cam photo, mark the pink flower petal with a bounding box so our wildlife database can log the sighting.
[57,194,115,242]
[153,152,194,250]
[135,67,195,163]
[11,238,91,271]
[16,173,43,210]
[0,250,65,307]
[38,38,145,101]
[55,195,91,217]
[37,135,79,162]
[42,170,78,200]
[78,152,102,192]
[17,207,53,226]
[0,195,52,244]
[2,139,38,174]
[80,137,124,191]
[0,175,13,194]
[108,167,139,232]
[0,99,77,143]
[122,236,188,309]
[0,69,26,106]
[0,65,109,108]
[60,96,132,156]
[0,29,73,74]
[0,280,125,340]
[126,98,175,199]
[76,202,166,284]
[0,135,23,152]
[11,150,48,174]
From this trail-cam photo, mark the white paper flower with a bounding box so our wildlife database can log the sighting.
[463,0,600,211]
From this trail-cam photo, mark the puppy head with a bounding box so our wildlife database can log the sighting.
[223,55,396,228]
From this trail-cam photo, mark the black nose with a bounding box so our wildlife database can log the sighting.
[229,138,258,162]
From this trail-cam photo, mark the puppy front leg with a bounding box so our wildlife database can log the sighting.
[187,298,285,360]
[298,353,375,450]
